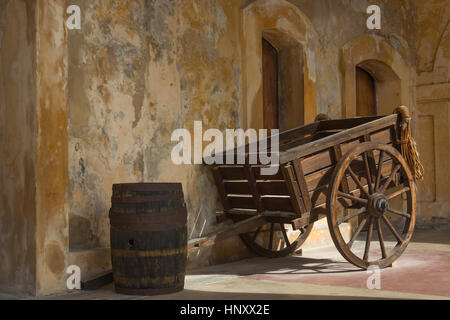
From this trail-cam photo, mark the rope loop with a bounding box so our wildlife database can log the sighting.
[393,106,424,181]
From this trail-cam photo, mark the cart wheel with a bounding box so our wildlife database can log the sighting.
[239,222,314,258]
[327,142,416,269]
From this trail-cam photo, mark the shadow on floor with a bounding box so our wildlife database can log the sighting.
[41,285,394,300]
[188,255,361,277]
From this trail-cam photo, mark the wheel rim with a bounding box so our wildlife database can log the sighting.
[327,143,416,269]
[240,222,314,258]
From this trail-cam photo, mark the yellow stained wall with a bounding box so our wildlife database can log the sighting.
[0,0,448,296]
[0,0,37,296]
[414,0,450,220]
[63,0,420,292]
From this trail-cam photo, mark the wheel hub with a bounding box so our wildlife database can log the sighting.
[376,198,389,213]
[368,194,389,217]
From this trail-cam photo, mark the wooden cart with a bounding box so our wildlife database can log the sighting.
[189,108,419,269]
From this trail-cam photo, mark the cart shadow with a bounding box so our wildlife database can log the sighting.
[188,255,361,277]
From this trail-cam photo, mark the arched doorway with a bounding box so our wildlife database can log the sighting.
[341,35,411,118]
[241,0,318,131]
[356,66,377,116]
[355,60,403,117]
[261,34,306,133]
[341,35,413,232]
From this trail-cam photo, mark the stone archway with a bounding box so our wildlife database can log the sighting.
[240,0,319,130]
[341,35,412,118]
[341,35,415,231]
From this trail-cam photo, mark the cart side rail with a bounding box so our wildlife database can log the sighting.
[280,114,398,163]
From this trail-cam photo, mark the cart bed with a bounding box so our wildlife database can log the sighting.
[210,114,400,226]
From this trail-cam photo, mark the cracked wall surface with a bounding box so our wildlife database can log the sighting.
[0,0,448,296]
[0,0,37,296]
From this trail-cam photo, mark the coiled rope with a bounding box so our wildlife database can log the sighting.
[393,106,424,181]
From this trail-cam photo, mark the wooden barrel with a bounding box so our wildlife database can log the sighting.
[109,183,187,295]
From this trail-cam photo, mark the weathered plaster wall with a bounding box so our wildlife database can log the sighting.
[35,0,69,295]
[0,0,37,295]
[289,0,417,119]
[2,0,443,296]
[65,0,419,279]
[414,0,449,219]
[66,0,245,275]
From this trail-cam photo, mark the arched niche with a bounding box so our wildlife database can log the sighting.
[240,0,318,131]
[341,35,412,117]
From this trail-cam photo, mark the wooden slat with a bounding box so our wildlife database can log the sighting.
[332,144,350,192]
[318,116,385,131]
[228,196,255,209]
[371,128,392,144]
[222,210,299,224]
[292,159,312,213]
[280,115,397,163]
[253,166,284,180]
[257,181,289,195]
[262,197,293,212]
[281,164,304,216]
[244,165,263,212]
[304,165,333,192]
[277,122,320,145]
[208,122,320,163]
[279,133,324,152]
[212,166,230,210]
[332,144,351,208]
[224,181,251,195]
[207,120,394,167]
[218,166,245,180]
[301,148,334,176]
[297,128,392,179]
[363,134,376,194]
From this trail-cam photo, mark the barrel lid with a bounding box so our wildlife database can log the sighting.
[112,183,183,192]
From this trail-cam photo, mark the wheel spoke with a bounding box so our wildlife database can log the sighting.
[252,226,262,241]
[348,217,368,249]
[375,150,385,192]
[387,208,411,219]
[338,198,352,209]
[338,207,367,224]
[363,152,374,194]
[379,164,401,193]
[338,191,368,205]
[280,224,290,247]
[363,216,374,261]
[347,167,370,198]
[377,218,387,259]
[382,215,404,244]
[268,223,274,250]
[386,187,410,200]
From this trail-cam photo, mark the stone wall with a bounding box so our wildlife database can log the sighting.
[65,0,245,275]
[0,0,37,295]
[414,0,449,220]
[0,0,448,296]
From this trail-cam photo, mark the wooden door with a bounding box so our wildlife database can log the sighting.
[262,38,279,131]
[356,67,377,116]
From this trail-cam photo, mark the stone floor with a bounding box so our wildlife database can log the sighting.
[1,227,449,300]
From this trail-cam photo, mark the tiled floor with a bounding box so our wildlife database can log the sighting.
[1,228,449,300]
